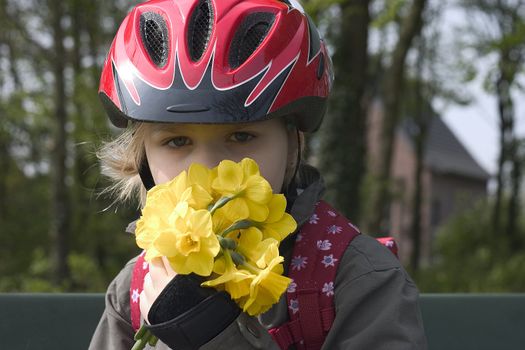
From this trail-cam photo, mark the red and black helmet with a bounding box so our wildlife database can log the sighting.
[99,0,333,132]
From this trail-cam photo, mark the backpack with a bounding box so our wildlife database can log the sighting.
[130,200,398,349]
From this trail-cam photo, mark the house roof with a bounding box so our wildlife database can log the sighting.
[400,116,491,181]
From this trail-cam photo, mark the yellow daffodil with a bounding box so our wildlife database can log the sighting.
[212,209,234,235]
[135,158,295,319]
[202,251,254,299]
[132,158,299,350]
[153,205,220,276]
[135,189,187,261]
[258,194,297,241]
[212,159,273,222]
[253,238,282,270]
[150,169,213,210]
[187,163,218,205]
[239,253,291,316]
[135,211,163,261]
[229,227,279,267]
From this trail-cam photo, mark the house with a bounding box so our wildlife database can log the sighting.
[368,98,490,265]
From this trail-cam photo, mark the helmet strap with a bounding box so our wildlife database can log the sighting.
[283,127,302,209]
[139,156,156,191]
[292,127,302,183]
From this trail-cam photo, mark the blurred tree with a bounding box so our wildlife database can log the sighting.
[407,36,432,272]
[417,199,525,292]
[305,0,371,223]
[49,0,71,283]
[405,3,443,271]
[459,0,525,247]
[305,0,427,228]
[0,0,138,292]
[364,0,428,235]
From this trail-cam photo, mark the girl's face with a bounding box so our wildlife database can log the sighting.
[143,118,294,192]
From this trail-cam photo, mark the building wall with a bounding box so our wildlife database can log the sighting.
[428,173,487,242]
[366,97,487,266]
[389,133,416,264]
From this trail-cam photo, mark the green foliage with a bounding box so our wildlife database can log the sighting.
[371,0,407,28]
[302,0,343,20]
[416,200,525,292]
[0,0,140,293]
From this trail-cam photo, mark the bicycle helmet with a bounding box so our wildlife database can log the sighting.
[99,0,333,132]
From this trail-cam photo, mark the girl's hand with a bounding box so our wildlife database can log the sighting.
[138,258,241,350]
[139,257,177,324]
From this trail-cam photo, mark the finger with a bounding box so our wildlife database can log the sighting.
[142,272,156,301]
[161,257,177,279]
[139,290,151,324]
[149,257,168,289]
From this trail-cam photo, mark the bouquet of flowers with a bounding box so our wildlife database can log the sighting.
[132,158,297,349]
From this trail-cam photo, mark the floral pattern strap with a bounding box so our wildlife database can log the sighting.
[130,251,150,332]
[270,200,361,350]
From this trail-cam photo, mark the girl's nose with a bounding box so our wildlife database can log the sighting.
[190,144,227,169]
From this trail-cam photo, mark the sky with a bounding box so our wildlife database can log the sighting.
[442,79,525,176]
[438,2,525,176]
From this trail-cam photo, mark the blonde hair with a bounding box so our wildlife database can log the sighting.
[97,123,148,207]
[98,122,303,208]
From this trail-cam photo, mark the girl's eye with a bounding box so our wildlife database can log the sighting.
[167,136,191,148]
[229,132,254,143]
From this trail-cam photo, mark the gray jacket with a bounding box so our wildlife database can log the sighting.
[89,166,428,349]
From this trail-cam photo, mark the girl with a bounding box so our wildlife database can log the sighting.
[90,0,427,349]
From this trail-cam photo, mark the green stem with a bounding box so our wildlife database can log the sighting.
[218,236,237,250]
[148,335,159,346]
[209,195,235,215]
[131,335,148,350]
[223,247,247,267]
[230,250,246,265]
[133,325,148,341]
[220,219,255,237]
[132,326,158,350]
[241,261,261,274]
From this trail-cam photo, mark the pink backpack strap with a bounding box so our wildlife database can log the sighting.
[269,201,360,350]
[376,236,399,257]
[130,251,150,332]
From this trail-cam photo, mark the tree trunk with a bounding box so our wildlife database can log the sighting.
[50,0,70,283]
[493,50,517,244]
[365,0,428,234]
[409,36,430,272]
[0,126,8,222]
[507,139,522,249]
[320,0,370,223]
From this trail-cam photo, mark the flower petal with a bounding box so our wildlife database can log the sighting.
[246,200,269,222]
[244,176,272,204]
[241,158,260,177]
[221,199,250,222]
[153,230,180,257]
[213,160,243,194]
[262,214,297,241]
[186,251,215,276]
[144,246,162,261]
[237,227,264,262]
[266,194,287,223]
[188,163,210,188]
[189,210,213,238]
[189,184,213,209]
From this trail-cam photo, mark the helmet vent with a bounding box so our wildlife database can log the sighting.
[188,0,213,62]
[229,12,275,69]
[139,12,169,68]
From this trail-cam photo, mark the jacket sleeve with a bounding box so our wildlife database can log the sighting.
[140,312,280,350]
[88,259,136,350]
[323,235,428,350]
[89,256,280,350]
